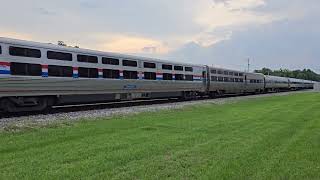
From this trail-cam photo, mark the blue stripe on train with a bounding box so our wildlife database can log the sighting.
[42,72,48,77]
[0,70,10,75]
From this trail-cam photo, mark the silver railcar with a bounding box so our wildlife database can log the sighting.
[264,76,290,92]
[0,37,206,112]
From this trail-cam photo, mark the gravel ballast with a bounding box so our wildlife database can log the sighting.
[0,91,314,130]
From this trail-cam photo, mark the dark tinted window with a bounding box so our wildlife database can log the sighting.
[162,64,172,70]
[123,71,138,79]
[211,76,217,81]
[144,62,156,69]
[123,60,137,67]
[103,69,120,79]
[144,72,156,80]
[48,65,73,77]
[163,73,173,80]
[185,75,193,81]
[102,57,119,65]
[77,55,98,63]
[174,66,183,71]
[0,45,2,54]
[211,69,217,74]
[9,46,41,58]
[47,51,72,61]
[175,74,184,80]
[78,67,98,78]
[11,62,41,76]
[185,67,193,72]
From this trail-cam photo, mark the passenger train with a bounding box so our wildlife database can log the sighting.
[0,37,315,112]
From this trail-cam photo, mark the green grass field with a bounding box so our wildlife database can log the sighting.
[1,93,320,179]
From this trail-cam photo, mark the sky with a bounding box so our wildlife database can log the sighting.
[0,0,319,72]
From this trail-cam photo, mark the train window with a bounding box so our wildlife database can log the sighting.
[78,67,98,78]
[162,64,172,70]
[144,72,156,80]
[224,77,229,82]
[175,74,184,80]
[77,55,98,63]
[123,60,137,67]
[123,70,138,79]
[185,67,193,72]
[11,62,42,76]
[47,51,72,61]
[144,62,156,69]
[48,65,73,77]
[211,69,217,74]
[185,75,193,81]
[102,57,119,65]
[9,46,41,58]
[218,77,223,82]
[103,69,120,79]
[211,76,218,81]
[163,73,173,80]
[229,72,234,76]
[174,66,183,71]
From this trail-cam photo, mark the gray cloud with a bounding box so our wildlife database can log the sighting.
[0,0,319,72]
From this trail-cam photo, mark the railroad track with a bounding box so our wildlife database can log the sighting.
[0,98,186,119]
[0,90,306,119]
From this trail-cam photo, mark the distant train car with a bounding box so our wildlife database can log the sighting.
[244,72,265,93]
[0,37,206,112]
[264,76,290,92]
[207,67,264,96]
[208,67,245,95]
[289,78,306,90]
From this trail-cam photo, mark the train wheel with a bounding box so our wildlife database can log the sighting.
[0,98,18,113]
[0,97,50,113]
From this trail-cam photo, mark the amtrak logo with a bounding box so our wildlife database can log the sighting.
[123,85,137,90]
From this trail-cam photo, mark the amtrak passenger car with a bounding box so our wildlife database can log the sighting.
[0,38,205,112]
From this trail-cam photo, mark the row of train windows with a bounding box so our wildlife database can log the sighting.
[4,46,194,72]
[9,62,195,81]
[211,69,243,77]
[211,76,244,83]
[249,79,263,83]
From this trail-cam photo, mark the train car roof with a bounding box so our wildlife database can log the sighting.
[0,37,204,67]
[265,75,289,80]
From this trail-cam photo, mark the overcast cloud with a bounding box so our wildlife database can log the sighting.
[0,0,319,72]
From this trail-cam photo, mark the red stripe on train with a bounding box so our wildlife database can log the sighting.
[0,62,10,66]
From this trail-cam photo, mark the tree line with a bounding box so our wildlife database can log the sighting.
[254,68,320,82]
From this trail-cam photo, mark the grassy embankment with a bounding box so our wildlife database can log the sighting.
[1,93,320,179]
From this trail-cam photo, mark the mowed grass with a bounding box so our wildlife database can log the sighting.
[1,93,320,179]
